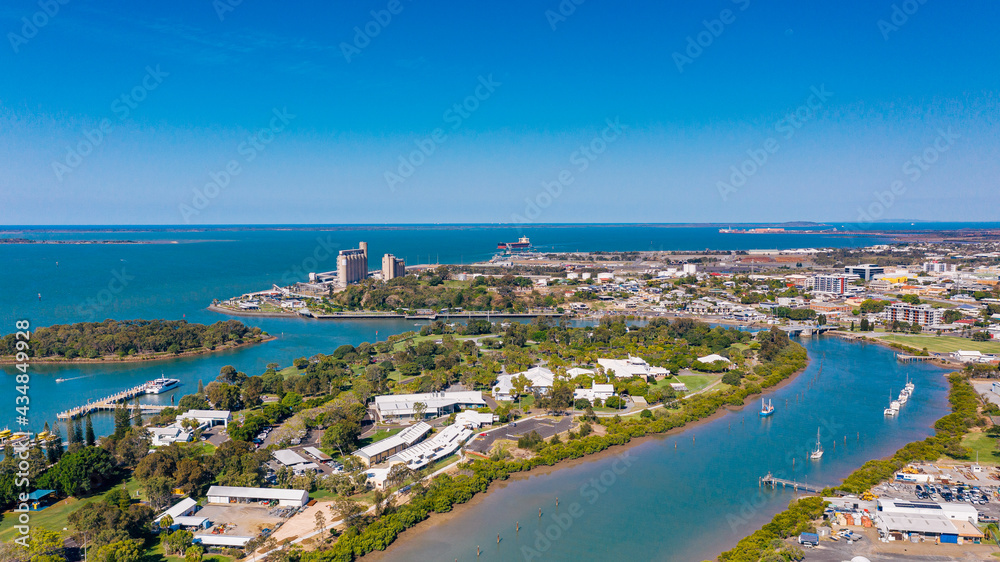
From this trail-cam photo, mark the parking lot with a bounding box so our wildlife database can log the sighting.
[870,477,1000,522]
[465,416,574,455]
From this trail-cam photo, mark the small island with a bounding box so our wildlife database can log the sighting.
[0,319,273,363]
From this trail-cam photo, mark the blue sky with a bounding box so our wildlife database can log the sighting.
[1,0,998,224]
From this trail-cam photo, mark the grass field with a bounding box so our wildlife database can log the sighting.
[0,476,144,542]
[878,335,1000,354]
[959,431,1000,465]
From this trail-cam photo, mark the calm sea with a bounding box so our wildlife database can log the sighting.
[0,223,975,435]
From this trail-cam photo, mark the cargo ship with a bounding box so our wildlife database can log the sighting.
[497,236,531,251]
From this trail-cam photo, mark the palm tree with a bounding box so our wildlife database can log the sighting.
[985,522,999,546]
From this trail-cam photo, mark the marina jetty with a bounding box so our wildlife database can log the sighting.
[759,472,826,494]
[56,382,169,420]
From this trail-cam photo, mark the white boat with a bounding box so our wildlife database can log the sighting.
[905,377,914,394]
[145,376,181,394]
[897,391,908,405]
[55,378,66,383]
[884,391,897,416]
[810,428,823,459]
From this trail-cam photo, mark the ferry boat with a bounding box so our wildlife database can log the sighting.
[55,378,67,383]
[759,399,774,417]
[810,428,823,459]
[0,429,11,441]
[497,236,531,251]
[145,377,181,394]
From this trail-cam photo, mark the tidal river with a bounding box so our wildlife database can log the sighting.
[367,336,951,562]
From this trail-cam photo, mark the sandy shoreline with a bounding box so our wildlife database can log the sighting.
[360,359,810,561]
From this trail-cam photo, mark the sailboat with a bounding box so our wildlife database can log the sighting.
[884,390,898,416]
[810,428,823,459]
[897,389,908,405]
[905,376,914,394]
[759,398,775,417]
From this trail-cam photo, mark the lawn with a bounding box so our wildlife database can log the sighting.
[358,427,402,448]
[959,431,1000,465]
[0,476,145,542]
[878,335,1000,354]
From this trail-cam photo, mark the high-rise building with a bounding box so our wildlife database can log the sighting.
[337,242,368,287]
[923,261,956,273]
[812,274,853,294]
[382,253,406,281]
[885,303,943,326]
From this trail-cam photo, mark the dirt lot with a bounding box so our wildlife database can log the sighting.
[197,504,286,538]
[803,526,998,561]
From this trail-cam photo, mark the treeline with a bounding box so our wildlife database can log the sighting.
[297,337,807,561]
[0,319,266,359]
[719,372,981,561]
[327,270,558,313]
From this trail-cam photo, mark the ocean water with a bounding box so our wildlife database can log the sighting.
[0,223,975,435]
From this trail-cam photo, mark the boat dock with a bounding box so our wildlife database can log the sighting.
[56,383,169,420]
[896,353,935,363]
[759,473,826,494]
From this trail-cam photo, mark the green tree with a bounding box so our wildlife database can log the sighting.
[85,415,96,447]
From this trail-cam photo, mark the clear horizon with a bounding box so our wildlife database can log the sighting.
[3,0,998,224]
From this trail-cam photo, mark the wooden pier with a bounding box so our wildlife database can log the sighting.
[56,383,169,420]
[896,353,934,363]
[759,473,825,494]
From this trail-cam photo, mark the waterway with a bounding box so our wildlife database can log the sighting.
[367,336,951,562]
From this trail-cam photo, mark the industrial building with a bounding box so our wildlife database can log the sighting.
[885,303,943,326]
[875,499,982,544]
[337,242,368,287]
[382,253,406,281]
[205,485,309,507]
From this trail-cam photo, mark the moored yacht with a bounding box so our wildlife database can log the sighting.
[145,376,181,394]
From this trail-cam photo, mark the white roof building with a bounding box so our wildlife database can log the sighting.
[566,367,595,377]
[696,354,732,364]
[573,383,615,404]
[155,497,199,525]
[178,409,231,427]
[387,423,473,472]
[453,410,497,428]
[206,486,308,507]
[373,391,486,423]
[149,424,194,447]
[272,449,319,473]
[598,357,669,380]
[353,422,431,467]
[493,366,556,400]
